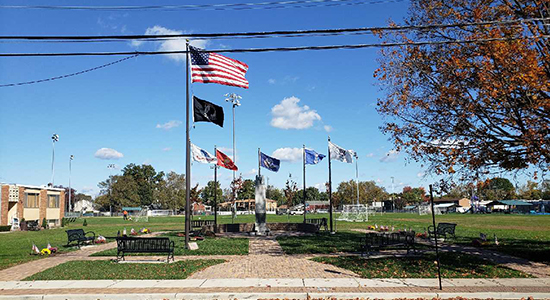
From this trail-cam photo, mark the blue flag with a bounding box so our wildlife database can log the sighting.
[305,149,326,165]
[260,152,280,172]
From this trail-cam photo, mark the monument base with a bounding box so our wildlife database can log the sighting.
[254,175,269,235]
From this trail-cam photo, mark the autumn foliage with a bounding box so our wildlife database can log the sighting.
[375,0,550,177]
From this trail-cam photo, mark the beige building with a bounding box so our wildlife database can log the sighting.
[219,199,277,212]
[0,184,65,227]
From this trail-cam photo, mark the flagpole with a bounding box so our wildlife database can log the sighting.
[258,148,261,177]
[214,145,218,233]
[303,144,306,223]
[430,184,443,290]
[328,136,333,233]
[184,40,191,249]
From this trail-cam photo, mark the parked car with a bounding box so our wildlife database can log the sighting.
[290,209,304,215]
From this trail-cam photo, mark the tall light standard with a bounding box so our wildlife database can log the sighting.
[353,152,359,205]
[391,176,395,211]
[107,164,116,216]
[69,155,74,212]
[225,93,241,209]
[50,134,59,186]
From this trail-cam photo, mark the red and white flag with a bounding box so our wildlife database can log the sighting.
[216,149,238,171]
[190,46,249,89]
[32,243,40,254]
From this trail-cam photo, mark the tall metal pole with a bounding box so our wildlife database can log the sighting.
[303,145,306,223]
[391,176,395,211]
[430,184,443,290]
[214,146,218,233]
[225,93,241,223]
[50,134,58,186]
[107,164,115,217]
[258,148,261,177]
[354,153,359,205]
[185,41,191,249]
[328,136,333,233]
[69,155,73,212]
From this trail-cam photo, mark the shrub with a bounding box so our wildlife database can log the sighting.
[61,217,66,227]
[42,218,48,229]
[83,219,87,226]
[0,225,11,232]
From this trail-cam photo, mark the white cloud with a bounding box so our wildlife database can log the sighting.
[143,159,152,165]
[271,147,302,163]
[417,172,425,178]
[366,153,374,158]
[376,178,384,184]
[244,168,258,176]
[323,125,333,133]
[156,120,182,130]
[283,75,299,83]
[270,96,322,130]
[314,183,326,192]
[379,150,399,163]
[268,79,276,84]
[81,186,95,195]
[131,26,208,63]
[94,148,124,160]
[162,147,172,152]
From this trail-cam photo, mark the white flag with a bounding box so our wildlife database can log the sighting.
[191,143,217,164]
[328,141,353,163]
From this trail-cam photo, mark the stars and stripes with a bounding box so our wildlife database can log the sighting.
[190,46,249,89]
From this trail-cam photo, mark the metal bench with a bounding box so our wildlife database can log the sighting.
[360,231,416,256]
[191,220,215,236]
[66,229,95,247]
[428,222,457,241]
[305,218,328,232]
[116,237,175,262]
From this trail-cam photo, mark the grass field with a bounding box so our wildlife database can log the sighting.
[1,213,549,271]
[23,259,224,280]
[312,252,532,278]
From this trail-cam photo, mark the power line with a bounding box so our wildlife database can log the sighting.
[0,55,138,87]
[1,35,547,57]
[0,0,406,11]
[1,17,548,41]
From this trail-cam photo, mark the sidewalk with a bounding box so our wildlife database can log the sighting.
[1,278,549,299]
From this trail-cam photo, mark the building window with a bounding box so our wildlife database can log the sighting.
[48,195,60,208]
[24,193,39,208]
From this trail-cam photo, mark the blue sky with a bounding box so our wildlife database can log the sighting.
[0,0,445,197]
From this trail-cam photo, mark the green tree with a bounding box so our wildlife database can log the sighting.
[478,177,515,200]
[401,186,426,204]
[283,176,298,207]
[295,186,321,204]
[336,180,388,204]
[155,171,185,211]
[266,185,284,203]
[237,179,255,200]
[122,163,165,207]
[201,180,223,207]
[519,181,542,200]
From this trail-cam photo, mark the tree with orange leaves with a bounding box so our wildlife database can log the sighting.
[375,0,550,178]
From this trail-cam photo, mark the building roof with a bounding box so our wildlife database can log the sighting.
[433,197,470,203]
[306,201,329,205]
[434,203,456,208]
[1,183,64,191]
[122,207,142,211]
[486,200,533,206]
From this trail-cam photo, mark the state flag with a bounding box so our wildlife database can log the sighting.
[305,149,325,165]
[328,141,353,163]
[260,152,280,172]
[191,143,217,164]
[193,96,224,128]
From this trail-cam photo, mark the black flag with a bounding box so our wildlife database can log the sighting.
[193,96,224,128]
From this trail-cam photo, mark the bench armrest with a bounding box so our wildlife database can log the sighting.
[85,231,96,240]
[169,240,175,251]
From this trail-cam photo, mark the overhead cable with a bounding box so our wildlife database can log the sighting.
[1,17,548,41]
[1,35,548,57]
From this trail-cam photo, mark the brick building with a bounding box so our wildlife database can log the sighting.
[0,183,65,227]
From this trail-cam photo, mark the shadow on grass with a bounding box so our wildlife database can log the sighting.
[277,231,363,254]
[454,236,550,265]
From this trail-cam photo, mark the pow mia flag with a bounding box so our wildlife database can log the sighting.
[193,96,224,128]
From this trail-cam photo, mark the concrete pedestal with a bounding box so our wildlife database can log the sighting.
[254,175,268,235]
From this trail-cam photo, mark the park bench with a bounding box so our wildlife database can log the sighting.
[116,237,175,262]
[66,229,95,247]
[360,231,416,256]
[305,218,328,232]
[191,220,216,236]
[427,222,457,241]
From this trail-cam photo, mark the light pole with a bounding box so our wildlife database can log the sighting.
[50,134,59,186]
[69,155,74,213]
[225,93,241,209]
[391,176,395,211]
[107,164,116,216]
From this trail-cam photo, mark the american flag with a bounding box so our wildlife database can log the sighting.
[190,46,249,89]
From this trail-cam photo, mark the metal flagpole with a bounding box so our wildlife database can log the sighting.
[430,184,443,290]
[50,134,59,186]
[185,40,191,249]
[328,136,333,233]
[225,93,241,223]
[258,148,261,177]
[355,153,359,205]
[303,145,306,223]
[69,155,73,212]
[214,145,218,233]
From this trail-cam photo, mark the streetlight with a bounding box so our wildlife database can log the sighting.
[50,134,59,186]
[391,176,395,211]
[107,164,116,216]
[69,155,74,213]
[225,93,241,206]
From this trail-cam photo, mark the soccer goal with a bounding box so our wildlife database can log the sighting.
[134,208,149,222]
[337,204,369,222]
[418,205,442,216]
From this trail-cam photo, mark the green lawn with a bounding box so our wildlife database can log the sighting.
[91,233,249,256]
[312,252,532,278]
[23,259,224,280]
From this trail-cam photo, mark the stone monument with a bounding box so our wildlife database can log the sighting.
[254,175,268,235]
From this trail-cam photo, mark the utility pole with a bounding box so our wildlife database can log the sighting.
[69,155,74,213]
[225,93,241,222]
[50,134,59,186]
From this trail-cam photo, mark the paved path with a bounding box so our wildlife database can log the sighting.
[189,236,358,279]
[1,278,549,299]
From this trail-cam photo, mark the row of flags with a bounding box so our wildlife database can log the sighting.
[191,141,355,173]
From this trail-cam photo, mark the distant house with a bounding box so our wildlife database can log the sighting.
[191,202,211,215]
[0,183,65,227]
[306,201,329,212]
[218,199,277,213]
[433,197,471,208]
[74,199,98,214]
[486,200,533,213]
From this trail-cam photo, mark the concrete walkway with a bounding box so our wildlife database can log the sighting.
[1,278,549,299]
